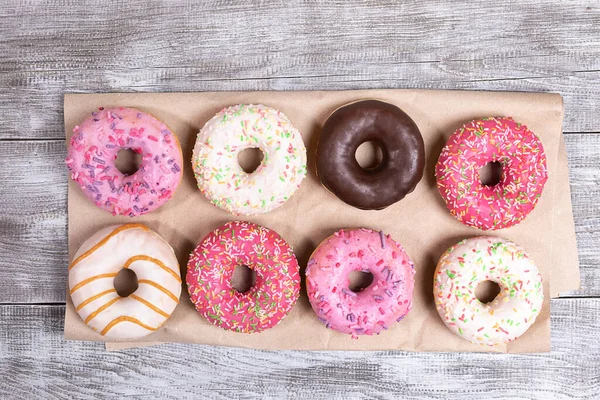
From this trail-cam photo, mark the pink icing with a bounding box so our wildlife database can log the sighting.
[435,117,548,230]
[186,221,300,333]
[305,228,415,337]
[66,107,183,216]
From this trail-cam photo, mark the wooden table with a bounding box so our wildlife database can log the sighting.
[1,1,598,398]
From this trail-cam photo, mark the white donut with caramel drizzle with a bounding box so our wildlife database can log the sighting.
[68,224,181,339]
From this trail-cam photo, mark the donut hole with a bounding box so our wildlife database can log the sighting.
[231,264,256,293]
[238,147,264,173]
[479,161,503,187]
[348,270,374,292]
[115,148,142,176]
[355,141,384,170]
[475,280,501,304]
[113,269,139,297]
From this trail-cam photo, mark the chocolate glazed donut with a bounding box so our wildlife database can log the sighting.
[316,100,425,210]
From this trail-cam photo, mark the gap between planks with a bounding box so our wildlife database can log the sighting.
[0,132,598,143]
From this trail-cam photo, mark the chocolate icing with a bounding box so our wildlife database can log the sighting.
[316,100,425,210]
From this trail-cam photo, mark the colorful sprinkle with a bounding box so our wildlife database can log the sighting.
[192,104,307,216]
[66,108,182,216]
[306,228,415,337]
[433,236,544,346]
[186,221,300,334]
[435,117,548,230]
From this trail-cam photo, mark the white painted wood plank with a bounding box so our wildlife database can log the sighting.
[0,299,598,399]
[0,0,599,139]
[0,141,67,303]
[0,134,596,303]
[564,134,600,296]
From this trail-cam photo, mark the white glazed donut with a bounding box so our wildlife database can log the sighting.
[433,236,543,346]
[68,224,181,339]
[192,104,307,215]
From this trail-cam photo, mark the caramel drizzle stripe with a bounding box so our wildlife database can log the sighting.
[84,297,121,324]
[69,224,149,270]
[137,280,179,303]
[76,289,116,311]
[70,273,118,295]
[100,316,158,336]
[130,294,170,318]
[123,255,182,284]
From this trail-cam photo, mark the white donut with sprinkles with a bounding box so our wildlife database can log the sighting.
[434,236,543,346]
[192,104,307,215]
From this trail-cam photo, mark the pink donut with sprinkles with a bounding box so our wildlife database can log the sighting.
[306,228,415,338]
[66,107,183,216]
[436,117,548,230]
[186,221,300,333]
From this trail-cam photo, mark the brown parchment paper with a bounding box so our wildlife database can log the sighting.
[63,90,579,353]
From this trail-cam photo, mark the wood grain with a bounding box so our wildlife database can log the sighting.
[0,299,598,399]
[0,0,599,140]
[564,134,600,296]
[0,141,67,303]
[0,134,597,303]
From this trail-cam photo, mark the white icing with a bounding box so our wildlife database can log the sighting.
[192,104,307,215]
[68,224,181,339]
[434,236,544,346]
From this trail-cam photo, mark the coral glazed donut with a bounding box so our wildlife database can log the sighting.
[187,221,300,333]
[436,117,548,230]
[66,107,183,216]
[192,104,307,215]
[306,228,415,337]
[316,100,425,210]
[68,224,182,339]
[434,236,543,346]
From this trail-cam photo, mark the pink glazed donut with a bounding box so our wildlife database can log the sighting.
[436,117,548,230]
[187,221,300,333]
[306,228,415,337]
[66,107,183,216]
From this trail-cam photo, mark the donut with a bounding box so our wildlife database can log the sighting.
[68,224,182,339]
[433,236,543,346]
[435,117,548,230]
[192,104,307,215]
[305,228,415,337]
[66,107,183,216]
[187,221,300,333]
[316,100,425,210]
